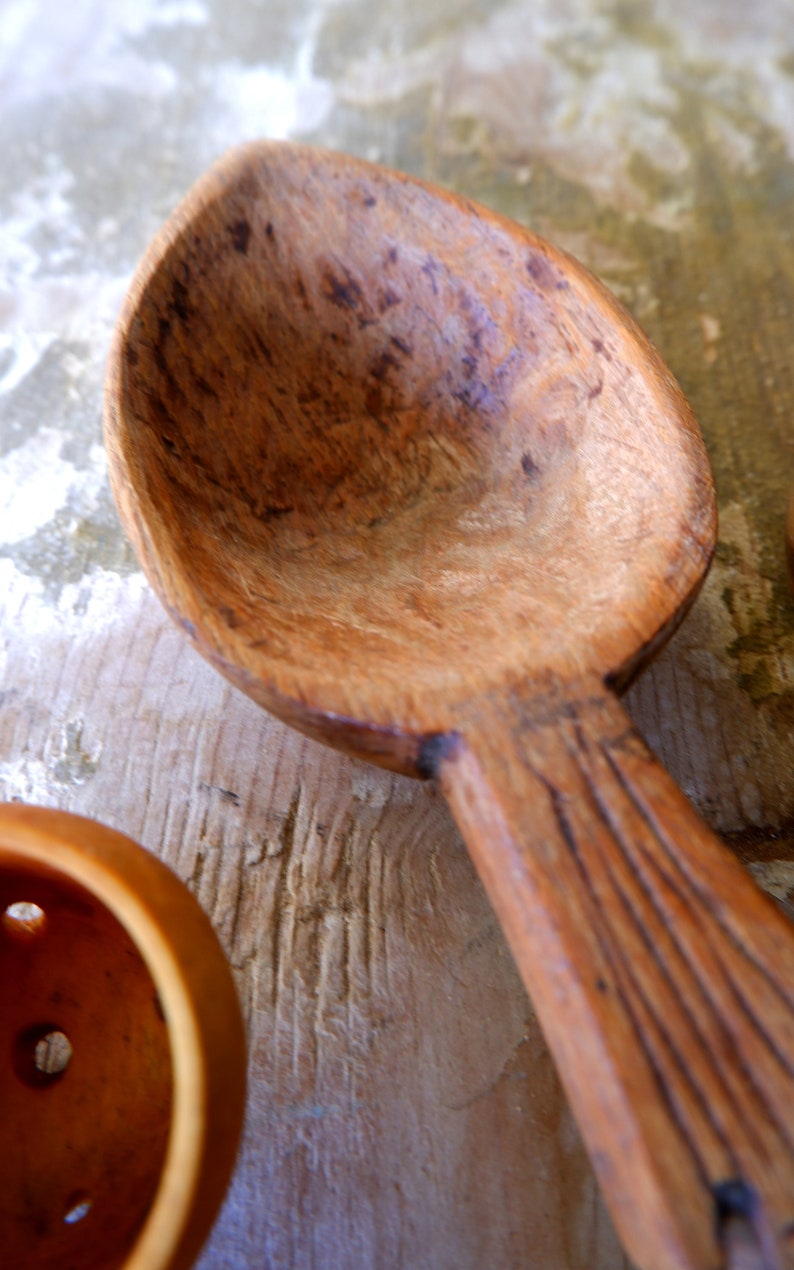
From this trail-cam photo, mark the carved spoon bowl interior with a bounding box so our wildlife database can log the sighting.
[105,142,794,1270]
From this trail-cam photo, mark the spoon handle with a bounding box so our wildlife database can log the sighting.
[439,681,794,1270]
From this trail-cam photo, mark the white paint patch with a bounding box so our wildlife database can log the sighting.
[0,153,129,391]
[0,163,78,292]
[27,271,128,356]
[0,556,148,638]
[0,272,129,391]
[338,0,794,227]
[0,162,129,391]
[0,755,57,805]
[698,312,722,365]
[0,559,151,806]
[0,332,52,395]
[0,430,106,546]
[211,0,336,147]
[349,765,394,808]
[210,0,336,144]
[213,60,334,142]
[340,1,688,225]
[148,0,208,26]
[0,0,207,106]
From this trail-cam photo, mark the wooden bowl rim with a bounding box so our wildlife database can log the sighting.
[0,803,246,1270]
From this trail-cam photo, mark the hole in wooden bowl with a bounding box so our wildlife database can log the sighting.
[3,901,46,938]
[2,862,175,1267]
[34,1029,73,1077]
[14,1024,73,1087]
[63,1192,93,1225]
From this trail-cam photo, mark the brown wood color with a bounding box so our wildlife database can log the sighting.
[782,490,787,599]
[0,804,246,1269]
[104,141,794,1270]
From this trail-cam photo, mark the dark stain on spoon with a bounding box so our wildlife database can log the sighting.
[230,219,251,254]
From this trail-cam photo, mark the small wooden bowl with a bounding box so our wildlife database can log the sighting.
[0,804,246,1269]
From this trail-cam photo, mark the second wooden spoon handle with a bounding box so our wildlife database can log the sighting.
[439,682,794,1270]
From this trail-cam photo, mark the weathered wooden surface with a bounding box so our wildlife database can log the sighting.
[2,3,794,1268]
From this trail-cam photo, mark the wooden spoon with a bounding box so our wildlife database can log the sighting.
[104,141,794,1270]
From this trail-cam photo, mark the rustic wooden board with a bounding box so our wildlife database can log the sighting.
[2,2,794,1267]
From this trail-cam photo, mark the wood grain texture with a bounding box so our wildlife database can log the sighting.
[5,5,794,1268]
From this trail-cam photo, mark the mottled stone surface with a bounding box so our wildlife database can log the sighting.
[2,2,794,1267]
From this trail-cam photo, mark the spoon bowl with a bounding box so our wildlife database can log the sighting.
[106,143,794,1270]
[107,141,712,765]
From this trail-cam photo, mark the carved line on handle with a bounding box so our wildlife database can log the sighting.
[605,730,794,1057]
[565,712,794,1165]
[603,734,794,1085]
[526,726,736,1190]
[507,691,794,1196]
[604,726,794,1218]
